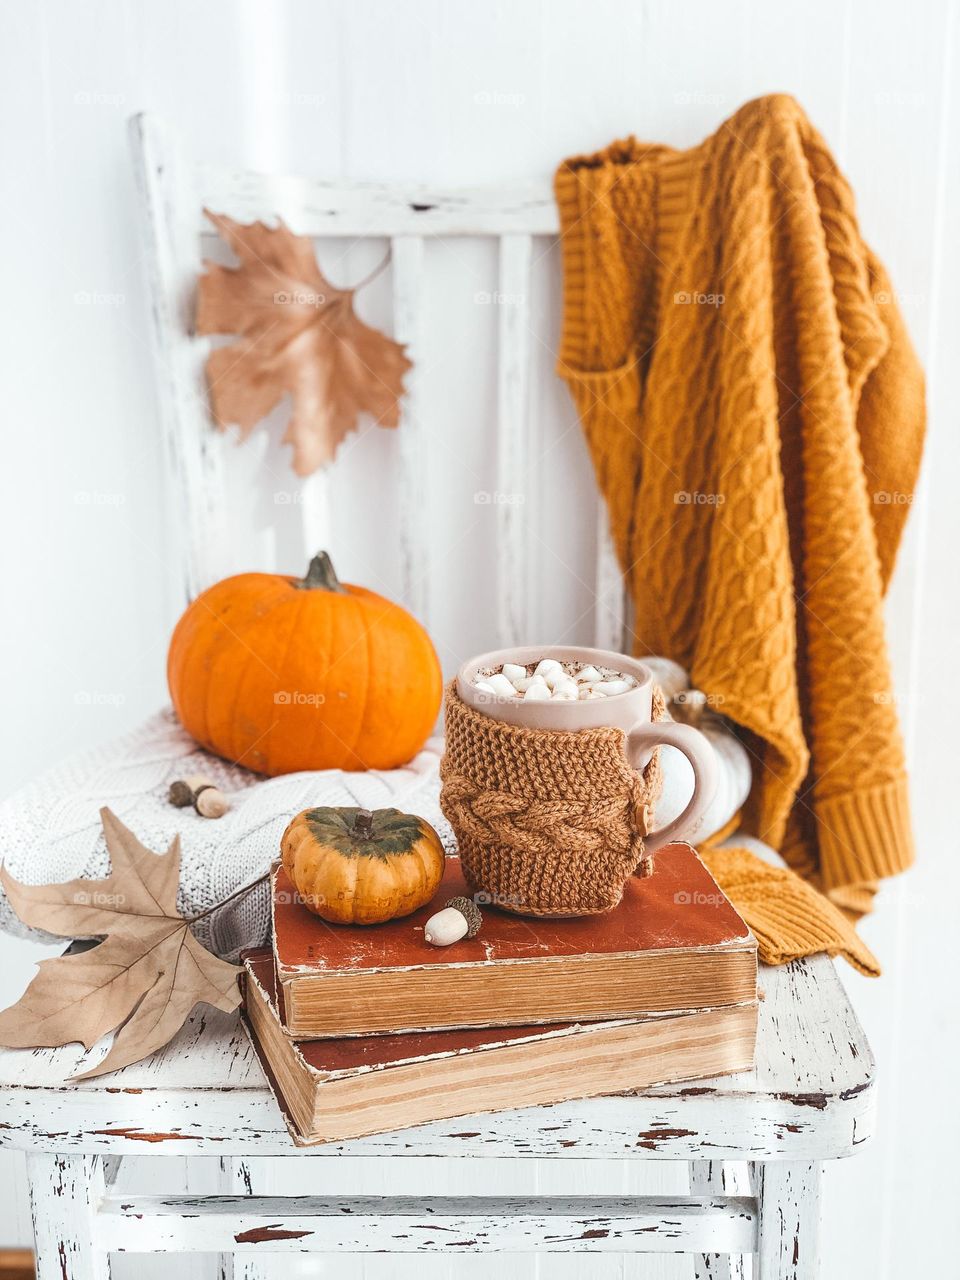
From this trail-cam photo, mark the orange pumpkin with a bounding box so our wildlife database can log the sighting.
[167,551,442,775]
[281,805,445,925]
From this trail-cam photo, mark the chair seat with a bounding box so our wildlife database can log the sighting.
[0,955,874,1161]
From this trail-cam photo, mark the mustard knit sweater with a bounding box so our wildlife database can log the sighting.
[556,95,925,944]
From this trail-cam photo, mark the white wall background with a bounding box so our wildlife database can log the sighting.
[1,0,958,1276]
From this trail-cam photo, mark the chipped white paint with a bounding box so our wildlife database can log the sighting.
[27,1152,109,1280]
[1,959,870,1275]
[97,1193,757,1255]
[130,109,624,655]
[129,113,230,603]
[217,1157,269,1280]
[756,1162,822,1280]
[0,960,874,1159]
[193,166,560,237]
[691,1162,751,1280]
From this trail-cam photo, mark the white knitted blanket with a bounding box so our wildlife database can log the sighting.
[0,710,454,961]
[0,664,751,961]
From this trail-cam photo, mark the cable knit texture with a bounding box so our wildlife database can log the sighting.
[440,684,665,916]
[0,711,454,961]
[555,95,925,927]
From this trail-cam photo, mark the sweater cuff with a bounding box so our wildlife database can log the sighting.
[701,846,882,977]
[741,887,881,977]
[816,776,915,892]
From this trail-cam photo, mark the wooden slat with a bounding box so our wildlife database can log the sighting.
[129,112,229,602]
[496,233,533,647]
[691,1162,751,1280]
[195,165,559,237]
[754,1162,821,1280]
[218,1157,269,1280]
[26,1153,108,1280]
[96,1194,757,1255]
[298,469,330,568]
[392,235,430,626]
[594,502,626,650]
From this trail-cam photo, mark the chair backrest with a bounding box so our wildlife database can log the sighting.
[129,113,625,665]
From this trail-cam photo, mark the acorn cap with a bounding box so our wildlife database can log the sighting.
[446,895,482,939]
[167,779,195,808]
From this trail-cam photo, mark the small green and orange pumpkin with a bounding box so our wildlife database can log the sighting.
[281,806,445,925]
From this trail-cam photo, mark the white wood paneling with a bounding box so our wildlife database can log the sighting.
[392,235,430,623]
[495,233,533,646]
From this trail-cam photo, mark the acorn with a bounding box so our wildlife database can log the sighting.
[424,896,483,946]
[166,774,231,819]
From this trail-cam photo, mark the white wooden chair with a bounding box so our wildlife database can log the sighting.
[0,113,876,1279]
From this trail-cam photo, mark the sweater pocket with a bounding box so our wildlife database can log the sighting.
[558,357,642,443]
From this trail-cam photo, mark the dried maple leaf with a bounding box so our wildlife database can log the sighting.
[0,808,242,1080]
[196,210,412,475]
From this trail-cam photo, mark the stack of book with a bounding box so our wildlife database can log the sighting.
[241,843,758,1144]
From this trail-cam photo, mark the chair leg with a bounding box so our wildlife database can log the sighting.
[690,1160,749,1280]
[753,1161,821,1280]
[217,1156,269,1280]
[26,1152,109,1280]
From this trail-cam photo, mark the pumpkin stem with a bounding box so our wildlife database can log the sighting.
[298,551,347,593]
[353,808,375,840]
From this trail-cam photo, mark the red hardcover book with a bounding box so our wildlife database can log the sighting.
[241,949,758,1145]
[272,844,757,1038]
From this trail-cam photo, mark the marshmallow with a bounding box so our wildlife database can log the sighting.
[501,662,527,683]
[523,682,551,701]
[596,678,632,697]
[485,673,519,698]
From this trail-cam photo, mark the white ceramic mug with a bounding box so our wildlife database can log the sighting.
[456,645,719,854]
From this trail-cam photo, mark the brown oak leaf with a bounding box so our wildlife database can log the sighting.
[0,808,242,1080]
[196,210,412,475]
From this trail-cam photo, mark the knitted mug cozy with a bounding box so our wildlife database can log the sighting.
[439,682,665,917]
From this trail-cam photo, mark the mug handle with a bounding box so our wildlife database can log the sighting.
[626,720,719,855]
